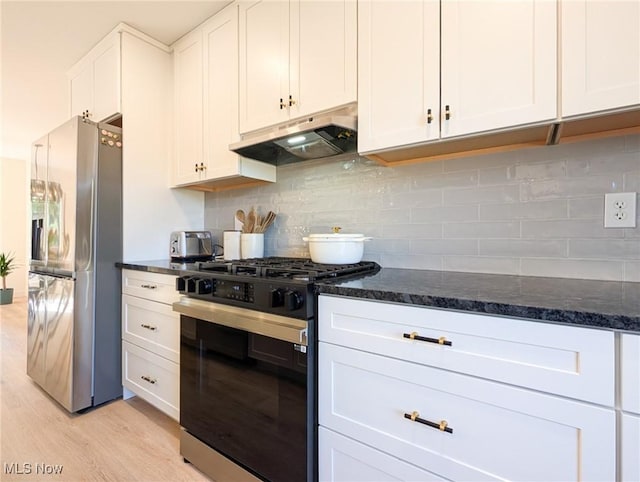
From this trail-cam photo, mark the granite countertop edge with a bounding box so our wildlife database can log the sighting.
[314,284,639,333]
[117,261,640,334]
[117,261,183,276]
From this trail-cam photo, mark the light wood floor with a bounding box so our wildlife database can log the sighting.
[0,298,210,481]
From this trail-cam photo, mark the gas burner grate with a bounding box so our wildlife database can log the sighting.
[194,257,379,281]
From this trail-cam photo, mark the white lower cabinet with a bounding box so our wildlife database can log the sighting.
[121,269,180,420]
[122,340,179,420]
[319,428,445,482]
[318,295,617,482]
[621,413,640,482]
[319,342,615,482]
[621,333,640,482]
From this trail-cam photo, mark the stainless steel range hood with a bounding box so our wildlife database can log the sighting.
[230,106,357,165]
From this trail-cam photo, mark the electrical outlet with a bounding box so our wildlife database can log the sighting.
[604,192,637,228]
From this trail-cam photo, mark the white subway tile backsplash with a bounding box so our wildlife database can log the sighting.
[380,254,443,270]
[413,170,479,189]
[443,149,516,172]
[625,171,640,191]
[443,256,520,275]
[625,261,640,282]
[382,223,443,239]
[625,134,640,152]
[411,239,478,256]
[567,152,640,177]
[569,239,640,259]
[411,204,478,223]
[520,175,624,201]
[444,221,520,238]
[205,135,640,282]
[522,219,623,238]
[443,185,520,205]
[521,258,624,281]
[567,197,604,219]
[368,238,412,255]
[480,239,567,258]
[382,187,442,208]
[479,200,567,221]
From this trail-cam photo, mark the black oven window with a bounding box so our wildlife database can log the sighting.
[181,316,307,482]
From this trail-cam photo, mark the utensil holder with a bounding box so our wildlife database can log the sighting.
[241,233,264,259]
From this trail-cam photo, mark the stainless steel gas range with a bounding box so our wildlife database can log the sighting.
[172,257,380,482]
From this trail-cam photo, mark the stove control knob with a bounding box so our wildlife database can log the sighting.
[197,278,213,294]
[175,277,186,292]
[186,277,198,293]
[270,288,284,307]
[284,290,304,311]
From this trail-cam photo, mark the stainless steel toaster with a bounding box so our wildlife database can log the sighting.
[170,231,213,260]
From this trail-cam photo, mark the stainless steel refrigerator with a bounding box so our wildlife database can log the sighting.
[28,116,123,412]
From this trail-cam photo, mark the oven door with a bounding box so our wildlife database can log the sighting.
[176,298,308,482]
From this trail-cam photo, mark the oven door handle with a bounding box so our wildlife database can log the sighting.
[173,297,308,346]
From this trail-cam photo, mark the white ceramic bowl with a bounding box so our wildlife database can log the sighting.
[302,233,372,264]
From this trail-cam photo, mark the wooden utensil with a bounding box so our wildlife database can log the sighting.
[259,211,276,233]
[245,208,256,233]
[236,209,245,225]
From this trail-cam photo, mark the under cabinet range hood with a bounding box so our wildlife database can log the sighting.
[230,107,357,165]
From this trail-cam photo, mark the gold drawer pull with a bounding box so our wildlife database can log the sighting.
[140,323,157,331]
[404,411,453,434]
[404,332,452,346]
[140,284,157,290]
[140,375,157,385]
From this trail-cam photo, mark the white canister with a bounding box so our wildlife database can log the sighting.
[223,230,241,260]
[241,233,264,259]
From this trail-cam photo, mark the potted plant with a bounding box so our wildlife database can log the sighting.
[0,252,16,305]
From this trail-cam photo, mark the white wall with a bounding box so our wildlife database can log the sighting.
[0,157,28,298]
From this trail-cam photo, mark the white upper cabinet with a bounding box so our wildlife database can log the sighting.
[358,0,557,154]
[561,0,640,117]
[172,4,276,189]
[172,30,204,186]
[238,0,357,134]
[68,33,120,121]
[440,0,557,138]
[358,0,440,152]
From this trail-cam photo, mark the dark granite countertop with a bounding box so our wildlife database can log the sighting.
[117,259,198,276]
[117,260,640,334]
[316,268,640,334]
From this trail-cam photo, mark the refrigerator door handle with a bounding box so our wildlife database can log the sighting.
[80,179,95,272]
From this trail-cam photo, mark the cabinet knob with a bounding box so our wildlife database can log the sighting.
[289,95,296,107]
[200,162,206,171]
[426,108,433,124]
[445,105,451,121]
[194,163,199,173]
[279,98,287,110]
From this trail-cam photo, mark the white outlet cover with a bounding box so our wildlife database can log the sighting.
[604,192,637,228]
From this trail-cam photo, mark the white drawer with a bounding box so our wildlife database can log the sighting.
[319,427,446,482]
[122,294,180,363]
[621,333,640,414]
[319,343,615,482]
[621,413,640,482]
[122,269,180,304]
[122,340,179,420]
[319,295,615,406]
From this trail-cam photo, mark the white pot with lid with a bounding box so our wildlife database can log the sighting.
[303,227,372,264]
